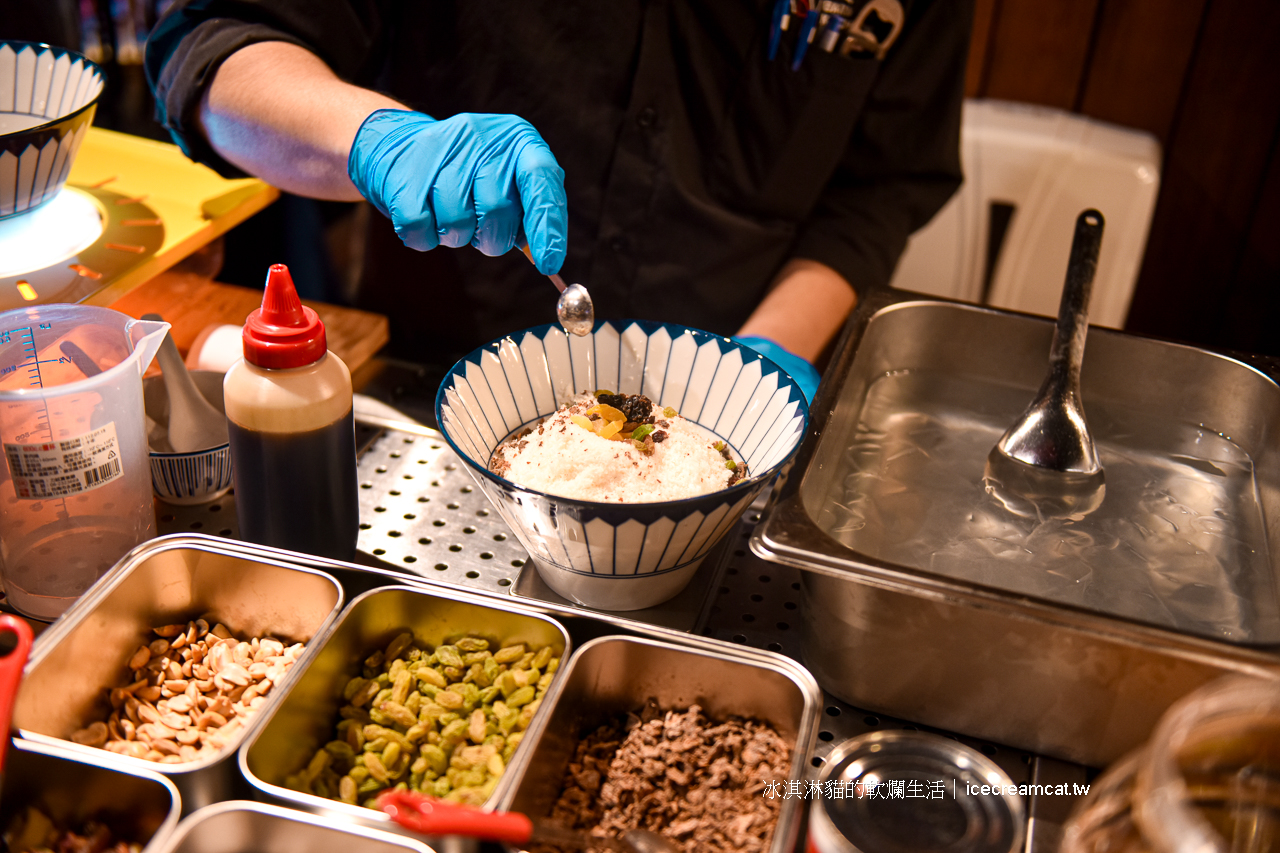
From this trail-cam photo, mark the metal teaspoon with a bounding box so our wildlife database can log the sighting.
[520,244,594,336]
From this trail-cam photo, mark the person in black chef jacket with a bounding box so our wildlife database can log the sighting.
[144,1,972,401]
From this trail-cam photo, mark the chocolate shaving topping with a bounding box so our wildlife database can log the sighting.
[538,702,790,853]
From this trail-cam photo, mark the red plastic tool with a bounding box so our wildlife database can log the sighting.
[0,614,35,781]
[379,789,534,844]
[377,789,678,853]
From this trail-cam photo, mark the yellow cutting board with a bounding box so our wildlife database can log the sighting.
[70,126,278,306]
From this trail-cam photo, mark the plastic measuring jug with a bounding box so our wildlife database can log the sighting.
[0,304,167,620]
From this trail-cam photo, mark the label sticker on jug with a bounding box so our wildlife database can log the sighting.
[4,422,124,498]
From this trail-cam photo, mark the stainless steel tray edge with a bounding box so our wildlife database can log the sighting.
[155,800,438,853]
[754,492,1280,671]
[502,633,821,853]
[16,535,348,811]
[191,533,821,683]
[23,534,347,670]
[5,738,185,853]
[234,580,576,830]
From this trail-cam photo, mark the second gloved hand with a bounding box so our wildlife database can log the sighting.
[732,335,820,404]
[347,109,568,274]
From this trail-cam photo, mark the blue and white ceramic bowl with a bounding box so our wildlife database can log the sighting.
[436,320,809,611]
[1,41,106,219]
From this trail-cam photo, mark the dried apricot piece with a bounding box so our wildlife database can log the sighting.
[585,403,627,423]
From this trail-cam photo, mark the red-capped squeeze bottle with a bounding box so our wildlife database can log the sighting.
[223,264,358,560]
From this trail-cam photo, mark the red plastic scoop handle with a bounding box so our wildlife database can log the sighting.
[377,789,535,843]
[0,615,35,771]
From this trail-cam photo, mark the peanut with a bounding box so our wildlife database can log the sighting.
[75,618,304,766]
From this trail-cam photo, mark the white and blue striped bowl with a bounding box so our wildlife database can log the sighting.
[1,41,106,219]
[144,370,234,505]
[436,320,810,611]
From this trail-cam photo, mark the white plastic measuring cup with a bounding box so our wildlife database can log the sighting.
[0,305,168,619]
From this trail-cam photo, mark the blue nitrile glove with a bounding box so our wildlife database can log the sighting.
[348,110,567,274]
[732,335,820,404]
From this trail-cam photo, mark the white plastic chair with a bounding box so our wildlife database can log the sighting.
[889,99,1161,329]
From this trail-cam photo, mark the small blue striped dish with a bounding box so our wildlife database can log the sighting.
[144,371,233,505]
[1,41,106,219]
[436,320,809,611]
[149,446,233,505]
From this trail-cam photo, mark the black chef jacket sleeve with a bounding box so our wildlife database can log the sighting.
[144,0,387,176]
[791,0,970,297]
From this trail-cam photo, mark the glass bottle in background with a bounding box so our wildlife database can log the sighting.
[1062,673,1280,853]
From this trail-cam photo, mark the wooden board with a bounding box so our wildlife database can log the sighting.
[1125,0,1280,348]
[110,269,389,373]
[1077,0,1206,143]
[965,0,999,97]
[980,0,1100,109]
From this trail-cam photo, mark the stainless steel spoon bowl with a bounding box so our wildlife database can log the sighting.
[554,277,595,337]
[521,245,595,336]
[985,209,1106,518]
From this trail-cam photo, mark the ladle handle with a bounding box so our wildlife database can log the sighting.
[1049,210,1104,394]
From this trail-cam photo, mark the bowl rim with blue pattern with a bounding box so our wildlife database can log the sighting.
[0,40,105,137]
[435,319,810,509]
[1,40,107,219]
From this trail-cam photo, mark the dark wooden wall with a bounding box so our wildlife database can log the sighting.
[965,0,1280,357]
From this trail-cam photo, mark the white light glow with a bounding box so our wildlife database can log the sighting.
[0,188,104,277]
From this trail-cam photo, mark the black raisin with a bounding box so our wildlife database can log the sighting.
[596,393,626,410]
[596,392,653,424]
[621,395,653,423]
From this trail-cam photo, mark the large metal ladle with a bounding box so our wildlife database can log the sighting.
[984,209,1106,519]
